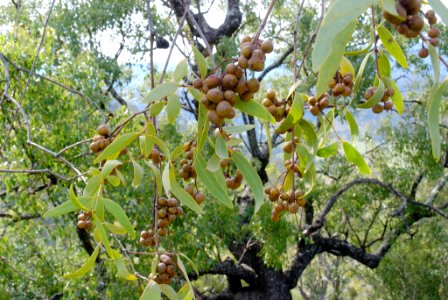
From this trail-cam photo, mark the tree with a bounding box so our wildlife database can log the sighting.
[0,0,447,299]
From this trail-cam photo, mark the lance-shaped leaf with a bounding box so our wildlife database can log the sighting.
[167,94,181,124]
[169,168,203,214]
[231,151,264,213]
[215,134,229,159]
[43,196,91,218]
[234,98,276,124]
[146,135,171,160]
[377,24,408,68]
[378,52,391,77]
[132,161,144,188]
[63,244,100,279]
[145,161,163,196]
[428,80,448,160]
[192,45,208,79]
[339,56,355,77]
[158,284,178,300]
[222,125,255,135]
[317,143,339,158]
[276,93,305,133]
[94,132,139,163]
[69,184,88,211]
[357,77,385,108]
[103,198,135,238]
[429,44,440,83]
[140,280,161,300]
[173,59,188,82]
[345,109,359,142]
[342,141,371,174]
[101,160,122,178]
[143,81,178,103]
[383,77,404,114]
[194,155,232,208]
[354,53,371,94]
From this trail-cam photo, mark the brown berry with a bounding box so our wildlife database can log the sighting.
[97,124,110,136]
[418,47,429,58]
[372,104,384,114]
[261,40,274,53]
[428,28,440,38]
[193,78,203,89]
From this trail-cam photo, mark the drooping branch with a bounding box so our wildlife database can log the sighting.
[306,178,410,235]
[0,212,40,222]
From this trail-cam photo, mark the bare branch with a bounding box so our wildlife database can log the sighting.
[0,168,70,182]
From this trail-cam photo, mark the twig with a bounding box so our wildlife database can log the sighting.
[187,10,216,67]
[0,256,36,282]
[19,0,56,103]
[253,0,277,42]
[0,169,70,181]
[371,6,381,77]
[56,138,92,157]
[160,11,187,84]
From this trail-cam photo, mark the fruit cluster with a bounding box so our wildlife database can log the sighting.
[383,0,423,38]
[178,143,197,181]
[194,36,273,127]
[90,124,114,153]
[329,72,354,98]
[283,137,300,154]
[139,197,183,247]
[154,254,177,284]
[77,211,93,230]
[308,93,330,116]
[184,185,205,205]
[264,186,306,222]
[364,86,395,114]
[238,36,273,72]
[139,229,161,247]
[149,148,165,164]
[419,10,440,58]
[262,89,289,122]
[226,169,243,190]
[156,197,184,236]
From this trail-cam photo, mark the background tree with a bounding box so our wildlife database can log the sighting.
[0,0,447,299]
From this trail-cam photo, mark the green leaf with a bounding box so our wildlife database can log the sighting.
[158,284,178,300]
[378,52,391,77]
[222,125,255,134]
[315,21,357,96]
[377,24,408,68]
[383,77,404,114]
[231,151,264,213]
[104,221,127,235]
[194,155,232,208]
[143,122,157,159]
[428,0,448,26]
[101,160,122,179]
[429,44,440,83]
[206,153,221,172]
[69,184,88,211]
[94,133,139,163]
[339,56,355,78]
[317,143,339,158]
[357,77,385,108]
[215,135,228,159]
[428,81,448,160]
[143,81,178,103]
[381,0,400,16]
[140,281,161,300]
[162,163,171,197]
[177,284,193,300]
[312,0,377,73]
[169,168,203,214]
[83,175,102,197]
[345,110,359,142]
[63,244,100,279]
[173,59,189,82]
[298,119,318,151]
[43,196,91,218]
[178,252,199,276]
[106,175,121,187]
[114,256,137,281]
[150,101,166,117]
[146,135,171,160]
[176,255,193,291]
[354,53,371,94]
[132,161,144,188]
[192,45,208,79]
[276,93,305,133]
[342,141,371,174]
[103,198,136,238]
[93,217,113,257]
[145,161,163,196]
[167,94,181,124]
[234,98,276,124]
[171,144,185,161]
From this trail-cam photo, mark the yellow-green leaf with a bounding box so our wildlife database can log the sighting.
[132,161,144,188]
[94,133,139,163]
[342,141,371,174]
[150,101,166,117]
[358,77,385,108]
[383,77,404,114]
[317,143,339,158]
[143,81,178,103]
[69,184,88,211]
[222,125,255,134]
[43,197,90,218]
[140,280,161,300]
[339,56,355,77]
[146,135,171,160]
[169,168,203,214]
[173,59,189,82]
[167,94,181,124]
[101,160,122,179]
[345,109,359,142]
[354,53,371,94]
[428,80,448,160]
[158,284,178,300]
[192,46,208,79]
[215,134,228,159]
[102,198,135,238]
[429,44,440,83]
[145,161,163,196]
[63,244,100,279]
[276,93,305,133]
[194,155,232,208]
[231,151,264,213]
[377,24,408,68]
[234,98,276,124]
